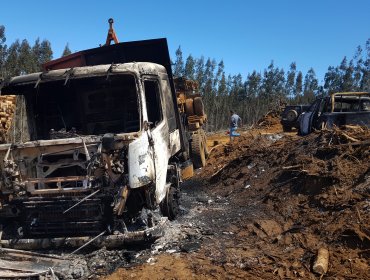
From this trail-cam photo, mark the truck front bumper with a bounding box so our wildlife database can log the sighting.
[1,217,167,250]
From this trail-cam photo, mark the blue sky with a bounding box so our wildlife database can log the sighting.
[1,0,369,83]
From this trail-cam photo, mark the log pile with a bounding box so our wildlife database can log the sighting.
[0,95,16,143]
[174,77,207,131]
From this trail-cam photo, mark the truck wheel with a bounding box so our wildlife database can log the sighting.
[191,132,206,168]
[286,110,298,122]
[193,97,205,116]
[283,125,292,132]
[185,98,194,115]
[200,129,209,157]
[160,186,180,221]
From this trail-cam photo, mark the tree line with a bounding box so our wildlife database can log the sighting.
[0,24,369,131]
[172,39,370,131]
[0,25,71,79]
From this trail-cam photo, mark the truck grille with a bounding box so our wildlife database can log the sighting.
[21,197,108,238]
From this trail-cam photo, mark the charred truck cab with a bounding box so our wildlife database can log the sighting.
[0,38,198,248]
[299,92,370,135]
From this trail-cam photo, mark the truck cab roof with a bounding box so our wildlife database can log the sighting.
[1,62,167,95]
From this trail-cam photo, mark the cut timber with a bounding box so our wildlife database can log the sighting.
[313,248,329,275]
[343,125,364,132]
[185,98,194,115]
[193,96,205,116]
[0,95,16,143]
[282,165,302,170]
[340,139,370,146]
[341,132,359,143]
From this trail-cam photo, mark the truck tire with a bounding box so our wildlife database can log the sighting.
[191,132,206,169]
[286,110,298,122]
[200,129,209,157]
[282,125,292,132]
[160,186,180,220]
[193,97,205,116]
[185,98,194,115]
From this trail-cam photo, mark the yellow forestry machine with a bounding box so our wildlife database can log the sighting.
[174,77,208,169]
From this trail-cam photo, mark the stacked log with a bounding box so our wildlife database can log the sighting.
[174,77,207,131]
[0,95,16,142]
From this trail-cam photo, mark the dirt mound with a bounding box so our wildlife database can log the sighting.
[103,126,368,279]
[255,110,282,132]
[200,126,369,278]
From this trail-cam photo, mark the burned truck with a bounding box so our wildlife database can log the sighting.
[299,92,370,135]
[0,38,207,248]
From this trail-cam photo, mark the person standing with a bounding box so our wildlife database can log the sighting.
[229,110,242,142]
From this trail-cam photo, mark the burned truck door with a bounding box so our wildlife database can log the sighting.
[128,132,155,188]
[299,98,323,135]
[159,74,181,155]
[142,77,170,203]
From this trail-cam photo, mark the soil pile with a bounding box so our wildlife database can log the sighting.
[104,126,369,280]
[255,110,282,132]
[200,126,369,279]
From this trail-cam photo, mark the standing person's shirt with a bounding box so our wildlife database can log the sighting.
[230,114,241,128]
